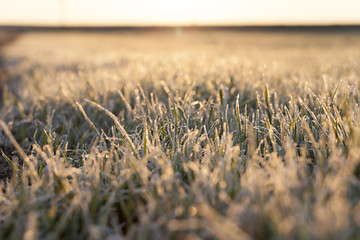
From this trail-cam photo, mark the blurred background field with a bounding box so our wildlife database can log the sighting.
[3,29,360,103]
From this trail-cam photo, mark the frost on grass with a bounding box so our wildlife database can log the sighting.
[0,31,360,239]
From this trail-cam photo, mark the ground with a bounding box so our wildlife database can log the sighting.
[0,29,360,239]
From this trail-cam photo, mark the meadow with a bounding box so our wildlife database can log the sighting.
[0,29,360,239]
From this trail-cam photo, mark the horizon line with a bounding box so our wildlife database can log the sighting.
[2,23,360,28]
[1,21,360,28]
[1,24,360,32]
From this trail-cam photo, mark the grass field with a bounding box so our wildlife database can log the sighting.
[0,29,360,239]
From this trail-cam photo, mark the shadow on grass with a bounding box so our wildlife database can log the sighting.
[0,31,19,181]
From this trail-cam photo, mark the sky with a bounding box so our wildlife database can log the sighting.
[0,0,360,26]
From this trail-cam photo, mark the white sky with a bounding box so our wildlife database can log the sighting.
[0,0,360,26]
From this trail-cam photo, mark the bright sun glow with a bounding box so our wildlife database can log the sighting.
[0,0,360,26]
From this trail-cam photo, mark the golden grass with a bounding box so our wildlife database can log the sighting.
[0,30,360,239]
